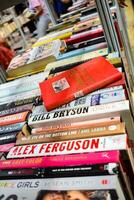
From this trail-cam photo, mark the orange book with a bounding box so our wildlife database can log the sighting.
[40,57,122,111]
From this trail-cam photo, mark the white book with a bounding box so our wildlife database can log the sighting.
[0,175,126,200]
[7,134,127,158]
[0,71,47,98]
[28,100,129,128]
[0,89,41,105]
[31,87,125,115]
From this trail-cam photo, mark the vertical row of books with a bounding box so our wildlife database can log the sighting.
[0,0,133,199]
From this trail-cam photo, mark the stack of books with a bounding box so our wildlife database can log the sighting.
[0,2,133,200]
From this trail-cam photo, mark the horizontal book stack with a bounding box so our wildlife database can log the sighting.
[0,72,49,155]
[0,2,134,200]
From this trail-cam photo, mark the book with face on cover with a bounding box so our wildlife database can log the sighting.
[39,57,122,111]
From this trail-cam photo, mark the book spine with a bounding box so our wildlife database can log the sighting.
[31,116,121,134]
[0,164,118,178]
[17,123,125,145]
[0,122,25,134]
[7,134,127,158]
[0,143,15,153]
[0,151,120,169]
[0,111,30,126]
[0,89,40,105]
[0,97,40,112]
[57,42,107,60]
[28,101,129,128]
[45,48,108,71]
[31,87,124,116]
[0,72,45,98]
[0,103,33,117]
[0,132,18,145]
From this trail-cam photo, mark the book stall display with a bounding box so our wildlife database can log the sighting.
[0,0,134,199]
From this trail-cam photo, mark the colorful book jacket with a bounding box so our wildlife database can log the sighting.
[7,134,127,158]
[40,57,122,111]
[0,151,120,169]
[0,122,25,134]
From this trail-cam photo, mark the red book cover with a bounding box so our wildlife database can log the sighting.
[39,57,122,111]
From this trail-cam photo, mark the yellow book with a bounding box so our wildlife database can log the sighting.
[32,32,72,48]
[7,40,62,79]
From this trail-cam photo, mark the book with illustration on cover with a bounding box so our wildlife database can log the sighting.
[39,57,122,111]
[6,40,62,78]
[0,176,126,200]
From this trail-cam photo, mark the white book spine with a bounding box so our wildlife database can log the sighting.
[28,100,129,128]
[7,134,127,158]
[32,87,124,116]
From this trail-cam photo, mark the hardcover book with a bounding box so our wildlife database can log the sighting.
[0,176,126,200]
[17,123,125,145]
[0,122,25,134]
[39,57,122,111]
[7,134,127,158]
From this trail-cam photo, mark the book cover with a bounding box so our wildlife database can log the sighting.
[0,151,120,169]
[40,57,122,111]
[17,123,125,145]
[7,134,127,158]
[6,40,62,78]
[0,176,126,200]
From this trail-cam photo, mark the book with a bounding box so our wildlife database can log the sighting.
[31,116,121,135]
[7,134,127,158]
[0,103,33,117]
[39,57,122,111]
[0,151,120,169]
[17,123,125,145]
[0,175,126,200]
[45,48,109,72]
[0,71,47,98]
[0,122,26,134]
[65,28,104,45]
[0,89,40,105]
[0,111,30,126]
[6,40,62,78]
[0,97,40,112]
[57,42,107,60]
[66,36,106,52]
[0,143,15,153]
[28,101,129,128]
[0,164,119,178]
[0,132,20,145]
[31,88,126,116]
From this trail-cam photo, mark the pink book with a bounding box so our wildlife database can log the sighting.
[0,151,120,169]
[0,143,15,153]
